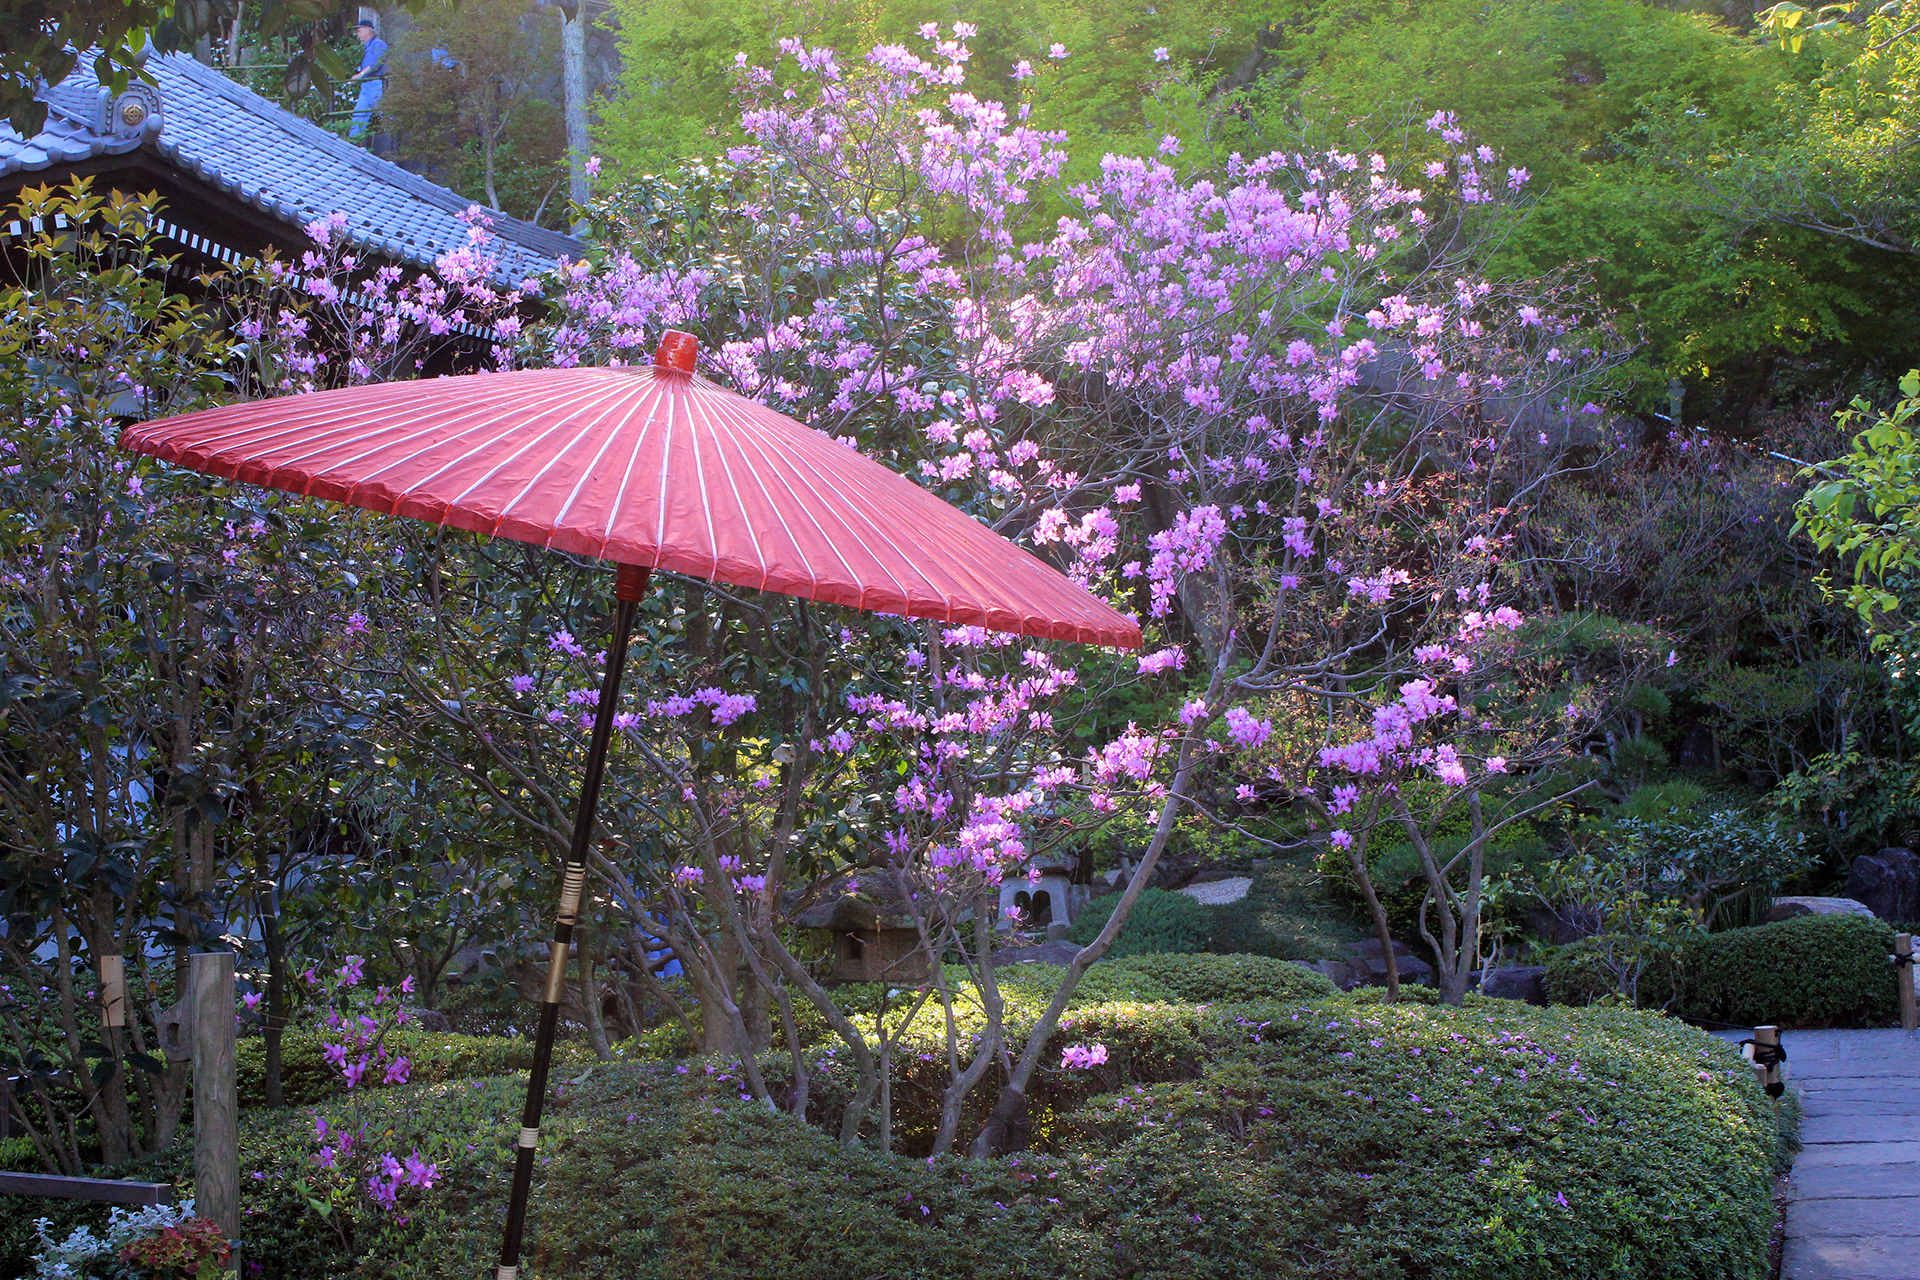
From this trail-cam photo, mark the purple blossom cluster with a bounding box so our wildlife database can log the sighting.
[1060,1043,1109,1070]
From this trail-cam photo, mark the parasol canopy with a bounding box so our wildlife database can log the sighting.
[120,332,1139,649]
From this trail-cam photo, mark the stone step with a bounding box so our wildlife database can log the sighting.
[1795,1141,1920,1169]
[1787,1196,1920,1238]
[1801,1115,1920,1145]
[1790,1163,1920,1200]
[1785,1236,1920,1280]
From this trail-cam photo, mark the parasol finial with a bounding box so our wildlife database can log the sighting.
[654,330,697,373]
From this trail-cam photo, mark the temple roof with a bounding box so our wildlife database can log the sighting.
[1,51,584,283]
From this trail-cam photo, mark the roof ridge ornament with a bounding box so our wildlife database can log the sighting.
[110,80,163,142]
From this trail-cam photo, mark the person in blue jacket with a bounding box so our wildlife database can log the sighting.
[347,18,387,140]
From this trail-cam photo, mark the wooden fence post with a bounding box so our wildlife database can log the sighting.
[191,952,239,1275]
[1897,933,1917,1034]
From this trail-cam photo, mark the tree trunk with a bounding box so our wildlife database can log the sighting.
[755,927,880,1144]
[580,951,612,1061]
[561,7,590,235]
[972,738,1202,1158]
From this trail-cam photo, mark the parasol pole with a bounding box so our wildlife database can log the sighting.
[495,560,651,1280]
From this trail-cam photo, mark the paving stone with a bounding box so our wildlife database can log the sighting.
[1799,1093,1920,1118]
[1790,1163,1920,1200]
[1773,1029,1920,1279]
[1785,1236,1920,1280]
[1787,1196,1920,1237]
[1801,1114,1920,1145]
[1795,1141,1920,1169]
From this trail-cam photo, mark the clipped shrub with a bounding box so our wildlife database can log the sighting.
[168,999,1778,1279]
[1065,887,1209,955]
[1546,913,1902,1028]
[237,1028,595,1106]
[1202,896,1325,959]
[1101,952,1337,1003]
[1685,912,1899,1029]
[993,953,1334,1009]
[1542,934,1687,1011]
[3,997,1782,1280]
[993,960,1176,1006]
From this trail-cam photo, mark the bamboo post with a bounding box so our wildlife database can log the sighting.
[1749,1024,1785,1099]
[495,562,648,1280]
[1896,933,1917,1034]
[191,952,239,1275]
[98,954,126,1031]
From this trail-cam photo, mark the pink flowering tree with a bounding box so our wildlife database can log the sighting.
[221,204,537,394]
[364,28,1629,1157]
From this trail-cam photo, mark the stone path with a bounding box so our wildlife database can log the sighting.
[1773,1029,1920,1279]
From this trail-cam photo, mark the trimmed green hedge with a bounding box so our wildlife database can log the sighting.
[1066,870,1363,963]
[237,1029,597,1106]
[1687,913,1899,1029]
[1099,952,1338,1003]
[1065,888,1211,956]
[996,953,1338,1009]
[1544,913,1902,1028]
[8,996,1782,1280]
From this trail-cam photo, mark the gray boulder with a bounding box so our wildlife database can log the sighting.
[1844,848,1920,922]
[1764,896,1878,924]
[1294,959,1353,987]
[1476,966,1548,1005]
[1342,938,1432,986]
[406,1006,454,1033]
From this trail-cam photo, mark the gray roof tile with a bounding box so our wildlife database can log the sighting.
[2,52,583,283]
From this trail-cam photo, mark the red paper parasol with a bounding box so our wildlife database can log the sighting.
[121,332,1137,1279]
[122,331,1137,648]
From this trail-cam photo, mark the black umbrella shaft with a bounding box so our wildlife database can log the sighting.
[496,566,648,1280]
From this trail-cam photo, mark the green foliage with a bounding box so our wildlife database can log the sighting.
[1343,982,1444,1005]
[17,999,1773,1279]
[1543,934,1687,1012]
[1245,0,1920,408]
[382,0,568,223]
[1098,952,1338,1003]
[0,1145,189,1279]
[1611,780,1713,822]
[235,1029,596,1107]
[1547,912,1903,1028]
[18,1200,221,1280]
[1797,370,1920,638]
[596,0,1300,179]
[1576,808,1815,927]
[1533,856,1703,1010]
[1686,912,1901,1029]
[1533,805,1820,1010]
[1065,888,1211,956]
